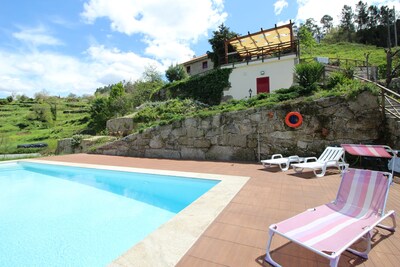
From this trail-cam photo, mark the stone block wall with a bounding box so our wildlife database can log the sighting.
[106,117,136,136]
[93,92,385,161]
[386,118,400,149]
[56,136,117,155]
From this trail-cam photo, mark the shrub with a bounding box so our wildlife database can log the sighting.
[157,68,232,106]
[71,134,90,148]
[326,71,349,89]
[378,64,386,80]
[165,64,189,82]
[327,79,379,99]
[133,99,206,125]
[130,79,164,108]
[294,62,324,95]
[88,97,111,133]
[27,104,53,126]
[342,66,354,79]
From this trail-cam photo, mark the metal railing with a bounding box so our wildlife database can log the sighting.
[355,75,400,120]
[224,40,299,66]
[301,57,367,67]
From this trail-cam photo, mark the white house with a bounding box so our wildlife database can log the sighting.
[222,22,298,99]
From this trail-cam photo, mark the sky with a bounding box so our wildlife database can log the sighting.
[0,0,399,98]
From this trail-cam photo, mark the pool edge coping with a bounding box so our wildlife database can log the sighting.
[17,159,250,267]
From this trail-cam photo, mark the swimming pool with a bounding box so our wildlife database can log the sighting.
[0,161,220,266]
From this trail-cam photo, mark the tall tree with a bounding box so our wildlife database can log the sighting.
[379,6,393,26]
[165,64,188,82]
[88,97,111,133]
[207,24,238,68]
[108,82,129,118]
[367,5,380,28]
[355,1,369,30]
[109,82,125,101]
[385,48,400,87]
[320,15,333,35]
[142,65,163,83]
[305,18,321,38]
[298,25,317,53]
[340,5,356,42]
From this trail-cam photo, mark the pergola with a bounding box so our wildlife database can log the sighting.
[224,21,297,64]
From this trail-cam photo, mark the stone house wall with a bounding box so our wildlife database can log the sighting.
[93,91,389,161]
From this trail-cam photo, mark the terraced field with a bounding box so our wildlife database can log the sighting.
[0,98,90,155]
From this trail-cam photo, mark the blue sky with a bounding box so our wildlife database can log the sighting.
[0,0,398,98]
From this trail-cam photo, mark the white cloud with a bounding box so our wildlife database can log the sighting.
[12,25,63,47]
[277,19,292,27]
[274,0,288,16]
[0,46,164,97]
[81,0,227,62]
[296,0,400,25]
[86,45,164,84]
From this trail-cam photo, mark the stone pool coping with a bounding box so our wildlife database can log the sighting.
[17,159,250,267]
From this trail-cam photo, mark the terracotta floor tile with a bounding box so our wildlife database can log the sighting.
[177,256,227,267]
[203,222,268,249]
[36,154,400,267]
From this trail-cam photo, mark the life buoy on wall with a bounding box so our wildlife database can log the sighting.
[285,112,303,128]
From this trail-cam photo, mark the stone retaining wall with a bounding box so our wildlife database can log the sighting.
[93,91,387,161]
[386,117,400,149]
[106,117,136,136]
[56,136,116,155]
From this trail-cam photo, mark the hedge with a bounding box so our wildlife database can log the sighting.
[152,68,232,106]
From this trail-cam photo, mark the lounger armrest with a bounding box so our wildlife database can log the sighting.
[271,154,283,159]
[324,159,339,166]
[304,157,317,162]
[288,155,300,160]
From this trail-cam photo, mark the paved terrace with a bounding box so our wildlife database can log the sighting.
[38,154,400,267]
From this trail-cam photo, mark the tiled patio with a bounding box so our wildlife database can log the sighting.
[38,154,400,267]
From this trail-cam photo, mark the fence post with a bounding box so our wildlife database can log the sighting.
[381,87,385,118]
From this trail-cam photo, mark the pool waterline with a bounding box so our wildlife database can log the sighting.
[13,159,250,267]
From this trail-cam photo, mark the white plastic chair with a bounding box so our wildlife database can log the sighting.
[291,146,348,177]
[261,154,304,171]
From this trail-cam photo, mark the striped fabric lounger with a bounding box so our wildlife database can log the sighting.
[265,168,396,267]
[341,144,398,176]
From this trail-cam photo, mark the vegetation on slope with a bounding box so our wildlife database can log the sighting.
[0,96,90,155]
[301,42,387,67]
[131,72,380,133]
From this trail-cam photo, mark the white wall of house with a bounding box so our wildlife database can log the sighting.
[222,54,298,100]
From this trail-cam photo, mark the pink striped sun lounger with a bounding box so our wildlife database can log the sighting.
[265,168,396,267]
[341,144,393,158]
[341,144,398,176]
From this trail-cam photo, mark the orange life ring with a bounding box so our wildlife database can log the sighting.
[285,112,303,128]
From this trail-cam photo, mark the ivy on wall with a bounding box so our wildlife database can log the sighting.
[151,68,232,106]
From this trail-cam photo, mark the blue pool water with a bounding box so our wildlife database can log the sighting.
[0,162,219,267]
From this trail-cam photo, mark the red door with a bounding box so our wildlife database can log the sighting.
[256,77,270,94]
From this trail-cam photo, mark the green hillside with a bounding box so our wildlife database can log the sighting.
[300,42,388,67]
[0,42,390,157]
[0,98,90,155]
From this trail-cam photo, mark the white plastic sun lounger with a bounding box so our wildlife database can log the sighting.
[265,168,396,267]
[291,146,348,177]
[261,154,304,171]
